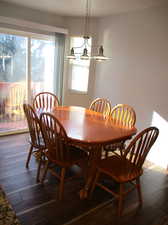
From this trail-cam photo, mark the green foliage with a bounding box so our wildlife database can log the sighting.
[0,35,16,56]
[0,33,53,83]
[0,34,26,82]
[0,35,17,81]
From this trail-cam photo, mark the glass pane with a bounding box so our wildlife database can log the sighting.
[70,37,91,92]
[0,33,27,134]
[31,38,55,100]
[71,64,89,92]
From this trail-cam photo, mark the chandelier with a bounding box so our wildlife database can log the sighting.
[67,0,109,61]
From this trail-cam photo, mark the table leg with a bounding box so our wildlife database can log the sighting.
[79,144,102,199]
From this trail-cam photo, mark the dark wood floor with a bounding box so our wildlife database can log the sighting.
[0,133,112,225]
[1,133,168,225]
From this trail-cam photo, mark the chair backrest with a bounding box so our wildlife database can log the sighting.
[124,127,159,169]
[40,112,71,163]
[23,103,44,148]
[89,98,111,116]
[111,104,136,128]
[33,92,59,110]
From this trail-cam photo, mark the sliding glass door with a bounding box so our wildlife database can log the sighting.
[0,30,55,135]
[31,38,55,99]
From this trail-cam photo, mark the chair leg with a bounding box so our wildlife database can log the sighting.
[59,168,66,200]
[136,177,142,205]
[89,169,100,197]
[105,150,109,158]
[36,151,43,183]
[118,183,124,217]
[26,145,33,168]
[119,141,126,156]
[119,148,123,156]
[78,160,88,179]
[41,160,49,184]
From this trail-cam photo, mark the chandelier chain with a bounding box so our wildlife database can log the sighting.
[84,0,90,38]
[67,0,109,60]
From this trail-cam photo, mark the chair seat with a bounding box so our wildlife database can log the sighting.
[97,155,143,183]
[45,145,88,167]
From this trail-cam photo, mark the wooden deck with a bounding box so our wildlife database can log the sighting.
[0,119,27,134]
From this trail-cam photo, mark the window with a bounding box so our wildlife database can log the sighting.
[69,37,91,93]
[0,28,58,135]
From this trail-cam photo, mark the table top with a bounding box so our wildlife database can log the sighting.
[38,106,137,145]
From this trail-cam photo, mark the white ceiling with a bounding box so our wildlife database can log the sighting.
[2,0,168,17]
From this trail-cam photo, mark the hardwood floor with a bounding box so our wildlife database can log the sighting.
[0,133,112,225]
[1,133,168,225]
[67,164,168,225]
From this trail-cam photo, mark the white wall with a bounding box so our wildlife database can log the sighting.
[0,2,65,27]
[94,6,168,168]
[94,6,168,130]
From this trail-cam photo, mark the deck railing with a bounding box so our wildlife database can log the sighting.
[0,82,27,134]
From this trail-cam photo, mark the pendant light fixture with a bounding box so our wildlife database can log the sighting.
[67,0,109,61]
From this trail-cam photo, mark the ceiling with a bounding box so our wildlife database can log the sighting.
[2,0,168,17]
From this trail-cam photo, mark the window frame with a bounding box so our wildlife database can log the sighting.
[0,27,55,102]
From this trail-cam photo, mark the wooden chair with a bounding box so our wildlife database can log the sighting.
[89,98,111,116]
[104,104,136,157]
[33,92,59,110]
[23,103,46,182]
[40,112,88,200]
[5,83,26,120]
[90,127,159,216]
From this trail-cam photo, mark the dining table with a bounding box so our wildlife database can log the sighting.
[37,105,137,199]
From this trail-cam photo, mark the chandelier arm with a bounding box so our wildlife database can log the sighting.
[72,44,85,49]
[72,37,90,49]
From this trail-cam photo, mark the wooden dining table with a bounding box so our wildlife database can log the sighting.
[37,105,137,198]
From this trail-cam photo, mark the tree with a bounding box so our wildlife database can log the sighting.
[0,35,16,81]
